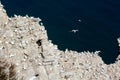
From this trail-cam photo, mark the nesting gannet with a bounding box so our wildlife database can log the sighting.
[14,14,17,17]
[40,22,43,26]
[29,76,36,80]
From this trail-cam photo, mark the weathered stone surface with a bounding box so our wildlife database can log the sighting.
[0,2,120,80]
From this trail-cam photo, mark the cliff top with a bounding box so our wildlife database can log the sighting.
[0,2,120,80]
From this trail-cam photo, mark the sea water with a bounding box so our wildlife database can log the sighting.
[2,0,120,64]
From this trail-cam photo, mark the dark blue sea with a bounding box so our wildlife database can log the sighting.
[1,0,120,64]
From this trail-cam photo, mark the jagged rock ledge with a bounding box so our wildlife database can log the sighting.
[0,2,120,80]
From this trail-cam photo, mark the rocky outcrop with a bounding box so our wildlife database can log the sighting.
[0,2,120,80]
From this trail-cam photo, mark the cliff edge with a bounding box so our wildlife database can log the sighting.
[0,2,120,80]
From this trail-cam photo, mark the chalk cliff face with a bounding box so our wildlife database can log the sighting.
[0,2,120,80]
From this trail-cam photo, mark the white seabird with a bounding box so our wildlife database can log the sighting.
[40,22,43,26]
[78,19,82,22]
[69,29,79,33]
[29,76,36,80]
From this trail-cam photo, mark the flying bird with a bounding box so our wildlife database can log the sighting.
[78,19,82,22]
[69,29,79,33]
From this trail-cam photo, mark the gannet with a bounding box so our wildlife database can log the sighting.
[69,29,79,33]
[78,19,82,22]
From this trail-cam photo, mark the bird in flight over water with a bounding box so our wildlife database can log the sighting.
[69,29,79,33]
[78,19,82,22]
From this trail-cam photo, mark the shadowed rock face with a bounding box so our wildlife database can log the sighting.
[0,2,120,80]
[0,58,16,80]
